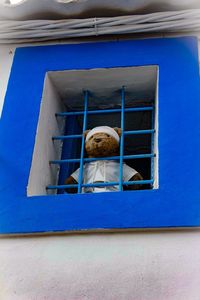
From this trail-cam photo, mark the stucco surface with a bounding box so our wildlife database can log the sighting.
[0,232,200,300]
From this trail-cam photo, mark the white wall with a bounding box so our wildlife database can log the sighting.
[1,231,200,300]
[0,44,15,116]
[27,74,65,196]
[0,40,200,300]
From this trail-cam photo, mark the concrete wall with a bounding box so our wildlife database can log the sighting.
[1,232,200,300]
[0,40,200,300]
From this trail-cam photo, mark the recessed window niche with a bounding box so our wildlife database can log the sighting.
[27,66,159,196]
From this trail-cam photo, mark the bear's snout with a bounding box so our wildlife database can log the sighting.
[94,138,102,143]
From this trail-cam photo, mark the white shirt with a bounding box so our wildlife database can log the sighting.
[71,160,138,193]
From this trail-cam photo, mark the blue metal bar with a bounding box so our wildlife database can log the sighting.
[124,129,155,135]
[123,179,153,186]
[151,107,155,187]
[52,134,82,140]
[119,87,125,191]
[52,129,155,141]
[56,106,153,117]
[78,90,88,193]
[46,179,154,190]
[50,154,155,165]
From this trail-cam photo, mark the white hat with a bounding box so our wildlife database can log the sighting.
[85,126,120,143]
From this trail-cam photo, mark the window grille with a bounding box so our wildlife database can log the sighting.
[46,87,156,194]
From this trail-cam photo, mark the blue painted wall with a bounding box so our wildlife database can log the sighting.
[0,37,200,234]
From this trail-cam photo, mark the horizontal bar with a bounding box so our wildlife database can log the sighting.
[53,134,82,140]
[124,129,155,135]
[50,153,155,164]
[56,106,153,117]
[46,179,154,190]
[52,129,155,140]
[52,134,82,140]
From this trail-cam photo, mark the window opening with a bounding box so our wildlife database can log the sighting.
[27,66,158,196]
[46,86,156,194]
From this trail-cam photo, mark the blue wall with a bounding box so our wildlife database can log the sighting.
[0,37,200,234]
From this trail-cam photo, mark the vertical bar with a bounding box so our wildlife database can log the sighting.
[151,106,155,188]
[119,87,125,191]
[78,90,88,193]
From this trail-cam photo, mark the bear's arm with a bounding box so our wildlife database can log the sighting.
[124,172,144,190]
[65,176,78,194]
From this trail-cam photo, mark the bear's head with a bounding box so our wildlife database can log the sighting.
[84,126,121,158]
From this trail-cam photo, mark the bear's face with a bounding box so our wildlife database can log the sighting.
[85,128,121,158]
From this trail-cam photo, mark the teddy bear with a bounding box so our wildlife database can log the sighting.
[65,126,143,193]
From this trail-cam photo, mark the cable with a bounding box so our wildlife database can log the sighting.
[0,9,200,43]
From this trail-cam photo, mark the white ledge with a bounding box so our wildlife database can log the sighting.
[0,0,200,21]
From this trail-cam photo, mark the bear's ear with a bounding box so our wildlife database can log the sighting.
[113,127,122,137]
[84,129,91,139]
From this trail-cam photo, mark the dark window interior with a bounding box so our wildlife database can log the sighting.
[57,96,155,194]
